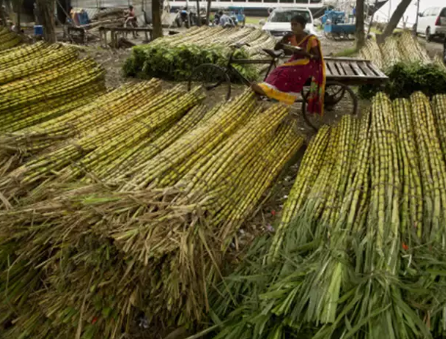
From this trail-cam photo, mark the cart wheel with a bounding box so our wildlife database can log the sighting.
[324,82,346,107]
[325,81,358,115]
[301,81,358,132]
[188,64,231,101]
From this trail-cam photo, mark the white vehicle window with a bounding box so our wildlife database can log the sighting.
[423,8,432,17]
[441,8,446,17]
[269,10,312,23]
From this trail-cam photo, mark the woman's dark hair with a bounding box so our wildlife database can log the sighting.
[291,15,307,27]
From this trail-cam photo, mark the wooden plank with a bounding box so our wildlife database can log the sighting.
[324,56,367,62]
[357,61,375,77]
[350,62,366,76]
[367,62,387,77]
[325,63,332,76]
[327,61,339,76]
[340,62,355,76]
[335,62,346,75]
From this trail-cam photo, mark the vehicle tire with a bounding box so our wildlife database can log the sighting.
[426,27,432,42]
[188,64,231,101]
[176,18,181,28]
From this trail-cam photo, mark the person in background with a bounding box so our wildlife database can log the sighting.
[125,5,139,37]
[250,15,326,114]
[219,11,234,27]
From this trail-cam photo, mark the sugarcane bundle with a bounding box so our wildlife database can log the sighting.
[359,39,383,69]
[0,58,104,115]
[0,30,22,51]
[55,87,204,183]
[124,27,273,81]
[0,85,202,206]
[434,54,446,72]
[381,36,402,69]
[0,45,78,86]
[432,94,446,160]
[96,103,215,182]
[120,90,258,190]
[0,100,304,338]
[0,80,161,153]
[397,31,431,65]
[411,92,446,242]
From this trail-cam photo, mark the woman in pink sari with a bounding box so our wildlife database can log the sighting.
[251,15,326,114]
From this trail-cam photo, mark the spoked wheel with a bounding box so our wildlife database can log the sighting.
[188,63,231,101]
[324,82,346,107]
[301,80,358,132]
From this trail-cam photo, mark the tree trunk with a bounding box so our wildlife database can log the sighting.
[196,0,200,26]
[13,0,22,32]
[206,0,211,25]
[37,0,55,42]
[380,0,412,41]
[152,0,162,40]
[355,0,365,50]
[0,0,7,26]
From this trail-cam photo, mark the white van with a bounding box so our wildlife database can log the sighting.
[417,7,446,41]
[262,8,317,39]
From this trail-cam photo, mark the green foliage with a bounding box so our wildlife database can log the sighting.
[333,48,357,58]
[359,62,446,100]
[123,43,259,82]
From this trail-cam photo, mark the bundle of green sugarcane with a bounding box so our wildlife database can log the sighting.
[0,80,161,152]
[0,28,22,51]
[0,57,104,117]
[359,39,384,69]
[381,35,403,69]
[0,44,78,85]
[124,26,275,81]
[94,103,216,182]
[0,93,304,337]
[0,53,106,177]
[434,54,446,72]
[432,94,446,159]
[0,85,203,206]
[205,91,446,339]
[398,31,431,65]
[0,41,50,69]
[360,32,432,71]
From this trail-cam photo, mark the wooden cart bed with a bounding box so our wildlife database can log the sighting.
[324,57,388,85]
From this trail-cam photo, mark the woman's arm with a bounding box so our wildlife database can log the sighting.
[274,34,292,51]
[294,44,321,60]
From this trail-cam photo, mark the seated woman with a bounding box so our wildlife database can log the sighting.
[251,15,326,114]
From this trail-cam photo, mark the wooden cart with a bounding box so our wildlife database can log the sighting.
[188,49,388,131]
[301,57,388,129]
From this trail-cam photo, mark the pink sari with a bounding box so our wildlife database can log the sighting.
[258,34,326,115]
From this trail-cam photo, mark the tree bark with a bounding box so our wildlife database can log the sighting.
[196,0,200,26]
[206,0,211,25]
[380,0,412,41]
[152,0,162,40]
[37,0,55,42]
[355,0,365,50]
[0,0,7,26]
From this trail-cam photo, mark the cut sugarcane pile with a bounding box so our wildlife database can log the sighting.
[360,31,435,70]
[0,27,22,51]
[123,26,276,81]
[0,89,304,338]
[208,93,446,338]
[0,42,107,176]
